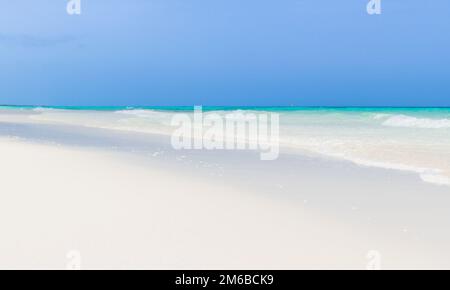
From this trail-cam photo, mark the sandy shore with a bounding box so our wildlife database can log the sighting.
[1,116,450,269]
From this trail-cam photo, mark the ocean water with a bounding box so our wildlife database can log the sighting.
[1,105,450,186]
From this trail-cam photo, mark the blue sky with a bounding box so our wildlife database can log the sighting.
[0,0,449,106]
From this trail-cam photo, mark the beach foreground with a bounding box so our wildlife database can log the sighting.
[1,108,450,269]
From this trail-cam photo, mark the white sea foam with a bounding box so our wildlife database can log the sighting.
[116,109,159,117]
[372,113,391,120]
[420,173,450,186]
[280,129,450,187]
[32,107,59,112]
[342,158,450,186]
[381,114,450,129]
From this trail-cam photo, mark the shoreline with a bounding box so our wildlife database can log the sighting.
[3,106,450,188]
[2,110,449,188]
[1,119,450,269]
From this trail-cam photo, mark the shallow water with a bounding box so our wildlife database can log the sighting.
[2,106,450,186]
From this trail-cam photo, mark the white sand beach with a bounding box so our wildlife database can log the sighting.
[1,108,450,269]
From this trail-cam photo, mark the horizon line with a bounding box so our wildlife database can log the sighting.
[2,104,450,109]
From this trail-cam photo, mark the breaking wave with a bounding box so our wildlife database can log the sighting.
[380,114,450,129]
